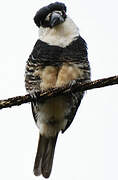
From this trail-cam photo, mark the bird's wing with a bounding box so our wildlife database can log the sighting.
[61,36,91,133]
[25,40,43,125]
[25,40,42,93]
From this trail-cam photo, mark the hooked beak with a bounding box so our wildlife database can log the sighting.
[50,12,64,28]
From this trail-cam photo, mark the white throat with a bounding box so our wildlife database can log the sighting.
[39,17,79,48]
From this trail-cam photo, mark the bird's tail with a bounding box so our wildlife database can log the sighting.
[33,133,58,178]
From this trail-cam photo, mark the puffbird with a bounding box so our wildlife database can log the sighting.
[25,2,91,178]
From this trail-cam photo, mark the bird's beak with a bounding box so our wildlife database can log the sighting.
[50,12,64,28]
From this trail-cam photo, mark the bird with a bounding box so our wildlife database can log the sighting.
[25,2,91,178]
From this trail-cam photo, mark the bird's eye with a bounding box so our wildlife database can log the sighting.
[62,10,66,18]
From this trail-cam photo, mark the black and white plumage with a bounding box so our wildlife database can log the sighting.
[25,2,91,178]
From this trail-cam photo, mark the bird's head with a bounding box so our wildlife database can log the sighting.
[34,2,67,28]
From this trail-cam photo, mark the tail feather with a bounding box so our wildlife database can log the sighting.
[33,135,48,176]
[33,133,58,178]
[41,135,58,178]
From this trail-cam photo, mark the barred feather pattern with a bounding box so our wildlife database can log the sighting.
[25,36,91,133]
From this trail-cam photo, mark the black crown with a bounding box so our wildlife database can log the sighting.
[34,2,67,27]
